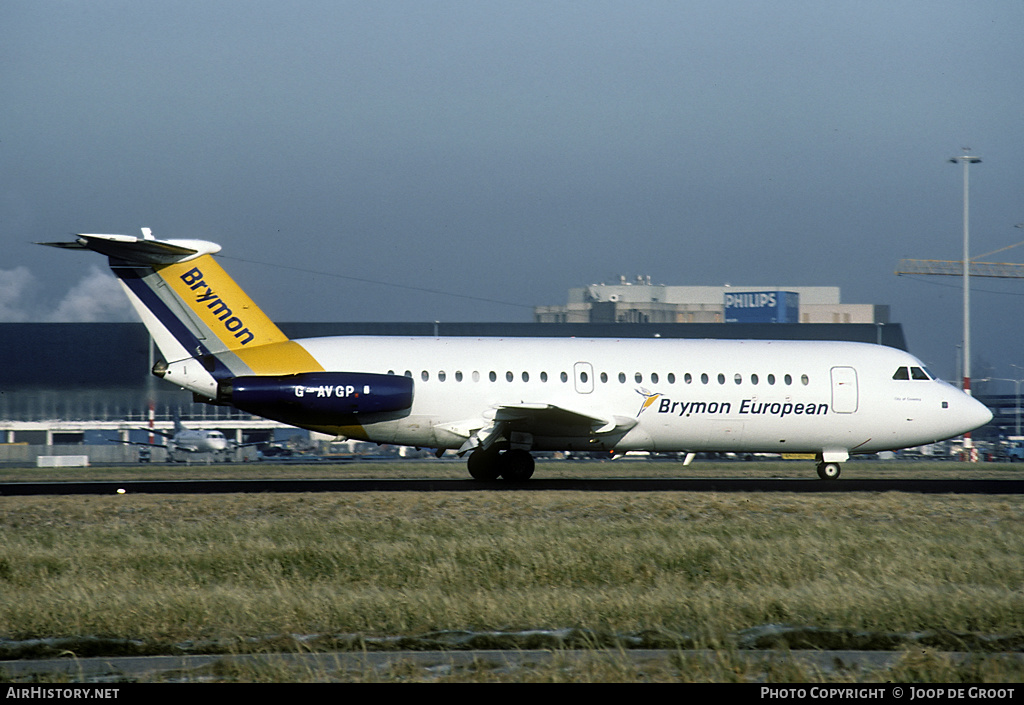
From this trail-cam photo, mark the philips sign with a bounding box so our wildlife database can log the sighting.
[724,291,799,323]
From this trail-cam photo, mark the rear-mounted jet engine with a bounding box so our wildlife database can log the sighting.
[218,372,414,427]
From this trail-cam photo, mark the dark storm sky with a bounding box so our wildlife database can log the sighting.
[3,1,1023,385]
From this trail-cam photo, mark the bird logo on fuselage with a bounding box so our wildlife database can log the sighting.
[636,388,661,417]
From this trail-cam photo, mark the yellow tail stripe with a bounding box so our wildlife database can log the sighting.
[154,255,323,374]
[235,341,324,375]
[156,255,289,351]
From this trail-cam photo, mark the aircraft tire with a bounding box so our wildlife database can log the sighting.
[816,462,842,480]
[467,448,502,481]
[499,449,535,482]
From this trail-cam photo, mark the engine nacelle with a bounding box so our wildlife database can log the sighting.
[219,372,414,428]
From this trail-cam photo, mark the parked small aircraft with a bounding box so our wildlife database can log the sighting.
[115,413,238,461]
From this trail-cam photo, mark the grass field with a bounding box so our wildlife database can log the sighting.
[1,460,1022,682]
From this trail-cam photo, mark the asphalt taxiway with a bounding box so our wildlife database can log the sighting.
[2,477,1022,496]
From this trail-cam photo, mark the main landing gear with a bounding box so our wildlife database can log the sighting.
[467,447,535,482]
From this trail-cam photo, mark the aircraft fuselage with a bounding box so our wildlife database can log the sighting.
[290,336,988,457]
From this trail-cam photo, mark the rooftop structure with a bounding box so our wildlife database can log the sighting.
[535,278,888,325]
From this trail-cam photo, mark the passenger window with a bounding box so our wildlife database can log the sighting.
[717,373,725,385]
[540,371,548,382]
[801,374,809,386]
[767,374,775,385]
[489,371,497,382]
[651,373,659,384]
[751,374,759,385]
[438,371,446,382]
[455,371,463,382]
[667,373,676,384]
[600,372,608,383]
[421,371,429,382]
[784,374,792,385]
[734,373,742,385]
[635,373,643,383]
[684,373,693,384]
[506,371,513,382]
[618,372,626,383]
[560,371,568,383]
[522,371,529,382]
[893,367,910,380]
[701,373,709,384]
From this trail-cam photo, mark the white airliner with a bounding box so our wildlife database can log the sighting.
[43,230,992,480]
[117,415,231,460]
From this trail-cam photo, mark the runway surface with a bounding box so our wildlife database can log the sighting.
[2,477,1023,495]
[0,648,983,682]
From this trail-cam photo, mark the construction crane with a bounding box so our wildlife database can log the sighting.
[895,259,1024,278]
[895,233,1024,463]
[897,234,1024,279]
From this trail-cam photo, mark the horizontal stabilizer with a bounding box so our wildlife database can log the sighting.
[38,232,219,265]
[37,240,89,250]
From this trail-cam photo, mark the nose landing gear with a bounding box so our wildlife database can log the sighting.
[816,461,842,480]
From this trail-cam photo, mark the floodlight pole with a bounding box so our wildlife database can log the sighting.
[1012,365,1024,438]
[949,148,981,459]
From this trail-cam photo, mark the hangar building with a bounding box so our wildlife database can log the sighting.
[535,279,888,325]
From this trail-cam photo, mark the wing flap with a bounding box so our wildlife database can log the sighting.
[440,402,637,455]
[494,403,622,432]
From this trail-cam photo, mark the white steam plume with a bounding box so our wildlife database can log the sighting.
[0,266,136,322]
[0,266,37,321]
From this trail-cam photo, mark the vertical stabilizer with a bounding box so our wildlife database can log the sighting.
[40,231,322,398]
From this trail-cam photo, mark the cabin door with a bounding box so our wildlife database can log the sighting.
[830,366,859,413]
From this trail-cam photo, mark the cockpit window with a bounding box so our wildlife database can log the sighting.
[893,366,931,381]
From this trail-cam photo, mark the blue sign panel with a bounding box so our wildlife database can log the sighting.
[724,291,799,323]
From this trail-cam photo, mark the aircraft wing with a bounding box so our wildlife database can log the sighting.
[492,403,623,433]
[113,438,203,452]
[442,402,637,455]
[110,440,165,448]
[133,427,177,439]
[114,436,265,450]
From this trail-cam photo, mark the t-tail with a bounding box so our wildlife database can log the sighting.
[40,230,325,400]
